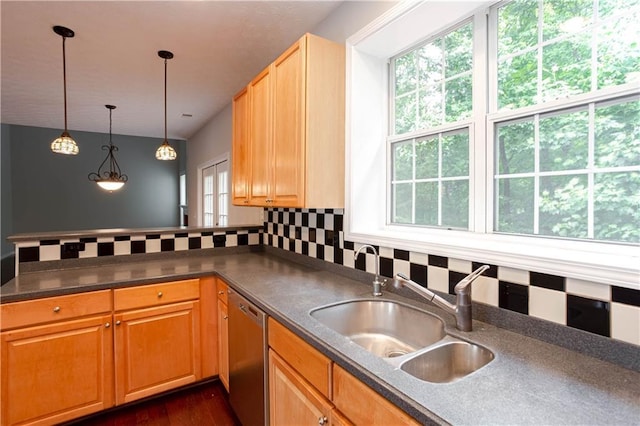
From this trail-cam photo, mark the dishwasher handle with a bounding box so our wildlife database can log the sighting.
[229,290,266,326]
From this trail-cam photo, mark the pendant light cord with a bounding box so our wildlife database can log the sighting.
[164,58,168,142]
[62,35,68,133]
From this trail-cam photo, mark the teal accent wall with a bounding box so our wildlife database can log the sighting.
[4,124,184,235]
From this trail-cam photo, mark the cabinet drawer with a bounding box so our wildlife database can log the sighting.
[114,279,199,311]
[216,278,229,305]
[268,318,332,399]
[333,365,419,425]
[0,290,112,330]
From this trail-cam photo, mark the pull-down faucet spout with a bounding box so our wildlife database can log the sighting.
[394,265,489,331]
[354,244,385,296]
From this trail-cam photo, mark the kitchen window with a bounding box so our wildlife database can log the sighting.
[346,0,639,286]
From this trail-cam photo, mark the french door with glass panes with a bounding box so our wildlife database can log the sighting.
[202,160,229,227]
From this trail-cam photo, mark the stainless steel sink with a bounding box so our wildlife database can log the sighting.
[310,300,445,358]
[400,340,494,383]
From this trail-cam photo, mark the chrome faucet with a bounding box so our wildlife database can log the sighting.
[393,265,489,331]
[354,244,385,296]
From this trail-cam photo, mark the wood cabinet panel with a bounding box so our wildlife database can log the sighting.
[1,314,114,426]
[114,301,201,404]
[0,290,111,330]
[333,364,419,425]
[268,317,331,399]
[217,298,229,391]
[248,66,272,206]
[200,276,218,379]
[269,349,333,426]
[113,279,199,311]
[232,86,251,205]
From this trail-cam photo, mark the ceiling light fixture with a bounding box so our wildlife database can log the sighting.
[156,50,177,160]
[88,105,128,192]
[50,25,79,155]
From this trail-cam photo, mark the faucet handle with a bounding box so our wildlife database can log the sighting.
[454,265,490,293]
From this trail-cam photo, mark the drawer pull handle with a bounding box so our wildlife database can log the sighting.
[105,322,111,328]
[116,320,121,326]
[53,306,61,313]
[318,416,328,425]
[158,292,163,298]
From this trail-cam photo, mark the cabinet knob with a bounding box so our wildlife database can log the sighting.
[105,322,111,328]
[218,291,225,295]
[116,320,121,326]
[243,200,249,204]
[223,315,228,320]
[157,291,163,298]
[53,306,61,313]
[318,416,328,425]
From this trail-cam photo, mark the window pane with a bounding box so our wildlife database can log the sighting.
[498,0,538,56]
[392,183,413,224]
[395,51,417,96]
[393,141,414,181]
[418,84,443,128]
[442,132,469,177]
[597,12,640,89]
[445,24,473,77]
[542,32,591,102]
[599,0,640,18]
[539,109,589,171]
[594,172,640,243]
[539,174,588,238]
[418,43,443,86]
[442,180,469,228]
[595,98,640,168]
[542,0,592,42]
[395,93,417,134]
[415,136,438,179]
[496,177,534,234]
[496,120,535,174]
[498,51,537,109]
[415,182,438,225]
[445,74,472,122]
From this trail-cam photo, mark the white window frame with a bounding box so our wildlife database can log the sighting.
[197,153,229,227]
[345,0,639,289]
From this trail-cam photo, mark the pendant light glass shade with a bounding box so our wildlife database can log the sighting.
[88,105,128,192]
[156,50,177,160]
[51,26,78,155]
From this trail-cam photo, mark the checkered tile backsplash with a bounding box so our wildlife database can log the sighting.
[263,208,640,347]
[16,228,262,264]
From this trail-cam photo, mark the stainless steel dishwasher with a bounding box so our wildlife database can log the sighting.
[228,289,269,426]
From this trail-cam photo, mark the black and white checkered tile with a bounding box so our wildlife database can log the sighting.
[16,228,262,264]
[263,208,640,346]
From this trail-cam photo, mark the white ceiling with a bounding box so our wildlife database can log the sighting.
[1,0,344,141]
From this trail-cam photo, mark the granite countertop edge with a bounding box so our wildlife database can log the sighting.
[2,250,639,425]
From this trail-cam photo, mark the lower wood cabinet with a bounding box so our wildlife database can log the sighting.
[269,349,348,426]
[1,278,216,426]
[217,279,230,391]
[114,300,201,404]
[0,291,113,426]
[268,317,417,425]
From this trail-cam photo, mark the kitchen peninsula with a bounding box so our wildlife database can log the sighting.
[1,227,639,425]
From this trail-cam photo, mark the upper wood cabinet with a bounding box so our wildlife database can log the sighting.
[232,87,250,205]
[232,33,345,208]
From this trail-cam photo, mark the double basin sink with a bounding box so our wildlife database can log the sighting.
[310,299,493,383]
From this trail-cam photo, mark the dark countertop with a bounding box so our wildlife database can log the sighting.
[2,250,639,425]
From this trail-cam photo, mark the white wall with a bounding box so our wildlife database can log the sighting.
[185,1,397,226]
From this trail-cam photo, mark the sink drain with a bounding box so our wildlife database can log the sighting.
[385,349,408,358]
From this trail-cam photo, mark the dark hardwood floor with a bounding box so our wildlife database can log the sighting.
[64,380,240,426]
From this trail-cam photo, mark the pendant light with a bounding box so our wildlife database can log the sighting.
[156,50,177,160]
[88,105,128,191]
[50,25,79,155]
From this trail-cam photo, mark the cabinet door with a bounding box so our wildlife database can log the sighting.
[232,87,251,205]
[200,276,218,379]
[248,66,272,206]
[217,298,229,391]
[272,38,305,207]
[114,301,201,405]
[269,350,333,426]
[1,314,114,426]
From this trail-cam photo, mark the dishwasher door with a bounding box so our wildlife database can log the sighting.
[228,290,269,426]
